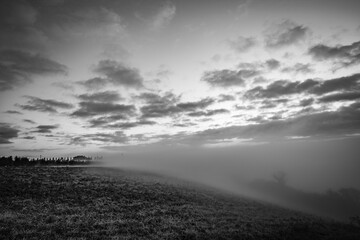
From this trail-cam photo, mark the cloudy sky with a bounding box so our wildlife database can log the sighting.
[1,0,360,157]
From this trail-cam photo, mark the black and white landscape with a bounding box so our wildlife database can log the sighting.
[1,0,360,239]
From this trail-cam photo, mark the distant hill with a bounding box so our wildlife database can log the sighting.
[248,179,360,221]
[1,167,359,239]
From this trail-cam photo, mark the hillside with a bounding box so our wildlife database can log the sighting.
[1,167,359,239]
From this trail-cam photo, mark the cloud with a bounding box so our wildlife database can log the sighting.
[177,98,215,111]
[0,50,67,74]
[245,79,317,99]
[139,92,215,118]
[310,73,360,95]
[136,92,180,118]
[174,102,360,144]
[151,1,176,30]
[0,123,19,144]
[136,92,179,105]
[265,20,309,48]
[22,136,35,140]
[201,69,246,87]
[308,41,360,67]
[245,73,360,99]
[13,147,61,152]
[259,99,288,110]
[236,0,253,15]
[318,92,360,103]
[0,50,67,91]
[136,1,176,30]
[4,110,22,115]
[77,77,108,91]
[0,1,37,26]
[48,6,127,43]
[52,82,75,91]
[93,60,143,88]
[228,36,256,53]
[0,0,48,51]
[265,59,281,70]
[23,119,36,124]
[282,63,314,75]
[18,96,74,113]
[104,120,157,129]
[188,109,229,117]
[140,104,179,118]
[299,98,314,107]
[69,131,128,146]
[218,94,236,102]
[77,91,122,103]
[33,125,58,133]
[71,102,136,118]
[88,115,129,127]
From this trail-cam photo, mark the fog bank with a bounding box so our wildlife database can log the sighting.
[101,137,360,220]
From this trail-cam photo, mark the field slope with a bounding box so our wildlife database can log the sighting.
[1,167,359,239]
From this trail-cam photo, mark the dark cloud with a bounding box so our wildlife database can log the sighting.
[33,125,58,133]
[177,98,215,111]
[201,69,247,87]
[310,73,360,95]
[0,123,19,144]
[140,104,179,118]
[252,76,268,84]
[245,73,360,99]
[175,102,360,144]
[23,136,35,140]
[140,93,215,118]
[4,110,22,115]
[318,91,360,103]
[218,94,236,102]
[69,131,128,146]
[308,41,360,67]
[0,0,47,51]
[228,36,256,53]
[0,50,67,74]
[105,120,156,129]
[245,79,318,99]
[299,98,314,107]
[0,49,67,91]
[282,63,314,75]
[188,109,229,117]
[71,101,136,118]
[265,20,309,48]
[135,92,179,105]
[247,116,264,123]
[18,96,74,113]
[23,119,36,124]
[260,100,277,109]
[93,60,143,88]
[134,92,182,118]
[77,77,108,91]
[88,115,129,127]
[265,59,281,70]
[77,91,122,103]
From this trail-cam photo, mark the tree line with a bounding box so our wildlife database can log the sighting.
[0,155,93,166]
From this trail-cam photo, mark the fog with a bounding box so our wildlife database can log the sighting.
[101,137,360,221]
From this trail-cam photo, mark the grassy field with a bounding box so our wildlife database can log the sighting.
[1,167,359,239]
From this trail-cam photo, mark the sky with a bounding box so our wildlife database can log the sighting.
[1,0,360,189]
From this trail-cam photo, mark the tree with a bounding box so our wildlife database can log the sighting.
[273,171,287,185]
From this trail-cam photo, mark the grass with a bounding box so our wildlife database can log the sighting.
[1,166,359,239]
